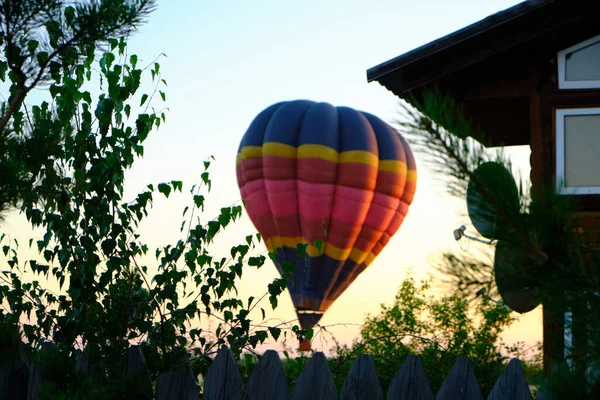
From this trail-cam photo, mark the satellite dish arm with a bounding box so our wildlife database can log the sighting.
[453,225,495,245]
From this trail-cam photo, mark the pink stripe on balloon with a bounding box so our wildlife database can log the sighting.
[297,181,335,222]
[264,179,298,217]
[330,186,373,226]
[361,192,400,232]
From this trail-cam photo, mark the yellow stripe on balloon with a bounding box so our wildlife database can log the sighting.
[236,146,263,164]
[339,150,378,167]
[297,144,338,162]
[265,235,377,264]
[378,160,407,174]
[240,143,381,169]
[262,142,297,158]
[406,170,417,183]
[364,252,376,266]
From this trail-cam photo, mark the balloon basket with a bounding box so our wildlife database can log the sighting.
[298,340,312,352]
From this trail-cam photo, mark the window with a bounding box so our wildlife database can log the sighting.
[556,108,600,194]
[557,34,600,89]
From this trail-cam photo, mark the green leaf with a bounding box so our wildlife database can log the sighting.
[171,180,183,192]
[36,52,49,67]
[27,40,39,54]
[64,6,75,24]
[0,61,7,81]
[296,243,308,258]
[159,91,166,101]
[140,94,149,106]
[269,326,281,341]
[314,239,323,253]
[193,195,204,209]
[158,183,171,198]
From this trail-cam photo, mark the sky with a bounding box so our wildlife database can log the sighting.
[2,0,542,353]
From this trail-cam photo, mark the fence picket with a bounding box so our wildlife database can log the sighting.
[341,354,383,400]
[0,342,28,400]
[387,354,433,400]
[203,348,243,400]
[534,361,571,400]
[487,358,532,400]
[27,342,56,400]
[244,349,289,399]
[436,357,483,400]
[294,352,337,400]
[76,346,106,377]
[155,348,199,400]
[124,344,153,399]
[0,339,541,399]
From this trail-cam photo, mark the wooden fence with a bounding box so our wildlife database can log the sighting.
[0,343,533,399]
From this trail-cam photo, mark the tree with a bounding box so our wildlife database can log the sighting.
[396,89,600,398]
[332,276,535,395]
[0,0,156,215]
[0,2,298,397]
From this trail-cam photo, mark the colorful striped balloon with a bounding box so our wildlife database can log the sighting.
[236,100,417,330]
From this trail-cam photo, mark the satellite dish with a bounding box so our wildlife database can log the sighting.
[494,239,542,314]
[467,162,520,240]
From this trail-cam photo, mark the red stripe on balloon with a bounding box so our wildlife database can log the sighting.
[270,214,302,238]
[263,156,296,180]
[336,164,378,190]
[401,180,417,204]
[238,157,264,183]
[297,158,337,184]
[351,193,399,252]
[375,170,406,198]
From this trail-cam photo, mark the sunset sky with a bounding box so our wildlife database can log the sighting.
[2,0,542,352]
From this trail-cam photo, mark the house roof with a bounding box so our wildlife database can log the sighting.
[366,0,572,96]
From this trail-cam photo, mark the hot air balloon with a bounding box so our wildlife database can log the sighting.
[236,100,417,343]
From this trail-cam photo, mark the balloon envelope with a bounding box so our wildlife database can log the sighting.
[236,100,417,328]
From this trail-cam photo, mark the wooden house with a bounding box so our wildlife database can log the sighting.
[366,0,600,375]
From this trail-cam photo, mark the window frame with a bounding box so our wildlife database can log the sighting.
[555,107,600,195]
[557,34,600,90]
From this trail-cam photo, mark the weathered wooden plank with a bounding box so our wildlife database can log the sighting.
[123,344,152,399]
[244,350,288,399]
[387,355,433,400]
[487,358,531,400]
[436,357,483,400]
[341,354,383,400]
[203,348,243,400]
[535,361,571,400]
[27,342,56,400]
[0,342,28,400]
[76,346,106,377]
[294,352,337,400]
[125,344,147,375]
[156,348,199,400]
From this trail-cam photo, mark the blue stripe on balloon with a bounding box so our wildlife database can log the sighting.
[297,102,340,149]
[362,112,405,162]
[264,100,313,147]
[337,107,378,153]
[239,102,285,149]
